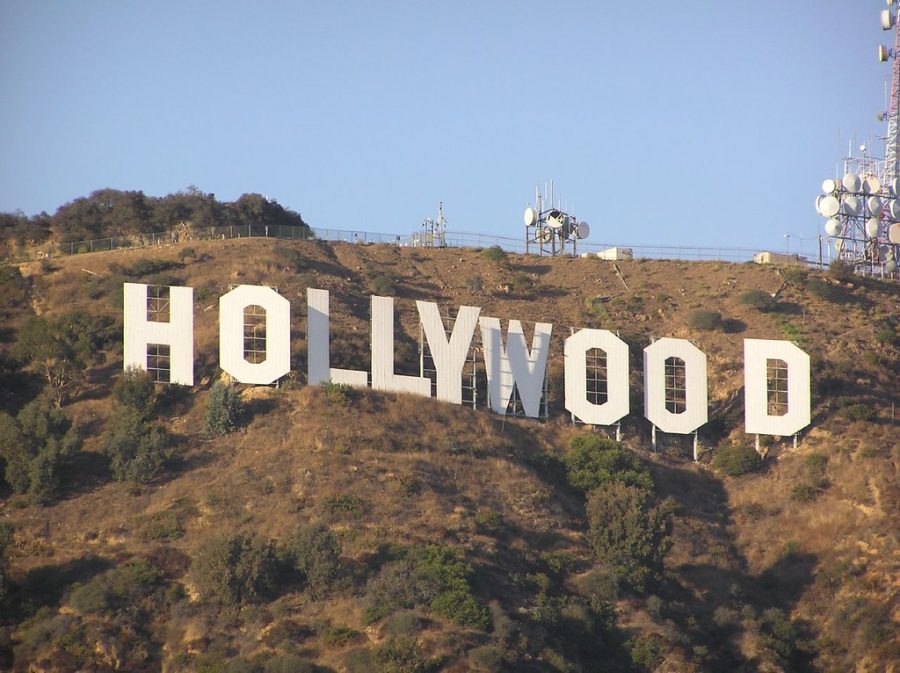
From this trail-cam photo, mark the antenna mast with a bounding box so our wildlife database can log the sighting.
[883,4,900,183]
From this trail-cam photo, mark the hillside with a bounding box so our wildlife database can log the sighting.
[0,238,897,673]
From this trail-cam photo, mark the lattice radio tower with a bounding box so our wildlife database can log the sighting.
[814,3,900,275]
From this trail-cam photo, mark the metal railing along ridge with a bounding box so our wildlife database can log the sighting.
[3,223,801,266]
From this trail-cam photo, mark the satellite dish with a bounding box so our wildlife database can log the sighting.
[842,173,861,192]
[842,195,862,216]
[892,177,900,196]
[819,195,840,217]
[536,227,552,243]
[890,222,900,243]
[546,209,566,229]
[867,195,883,214]
[864,175,882,194]
[821,178,840,194]
[879,44,891,62]
[524,207,538,226]
[825,219,842,237]
[866,218,882,238]
[576,222,590,239]
[882,9,895,30]
[891,199,900,219]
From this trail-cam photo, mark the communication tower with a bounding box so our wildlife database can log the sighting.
[815,3,900,275]
[414,202,447,247]
[523,183,591,256]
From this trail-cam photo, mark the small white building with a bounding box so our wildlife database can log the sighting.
[752,251,808,267]
[594,247,634,261]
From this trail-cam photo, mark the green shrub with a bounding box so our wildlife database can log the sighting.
[468,644,507,671]
[370,274,396,296]
[284,522,342,597]
[67,558,164,614]
[431,588,491,629]
[101,407,172,483]
[128,258,178,277]
[474,509,504,533]
[113,366,156,415]
[0,398,80,503]
[808,278,840,301]
[828,259,856,282]
[585,483,674,591]
[383,610,422,636]
[564,434,654,494]
[482,246,508,264]
[363,545,489,630]
[688,309,723,331]
[178,246,197,262]
[205,380,245,436]
[712,445,762,477]
[321,625,360,647]
[739,289,777,312]
[790,483,820,503]
[628,635,663,671]
[323,381,355,406]
[374,636,442,673]
[191,532,278,606]
[138,510,184,542]
[842,403,875,422]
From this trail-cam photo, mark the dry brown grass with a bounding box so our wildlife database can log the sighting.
[1,238,897,672]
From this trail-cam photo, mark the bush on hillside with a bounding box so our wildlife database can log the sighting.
[482,246,508,264]
[585,483,674,592]
[807,278,840,301]
[112,367,156,415]
[711,444,762,477]
[283,523,342,598]
[362,545,490,630]
[687,309,723,331]
[828,259,856,282]
[205,381,245,436]
[0,398,80,503]
[841,403,875,422]
[739,289,777,312]
[101,407,172,483]
[192,532,278,606]
[564,435,654,494]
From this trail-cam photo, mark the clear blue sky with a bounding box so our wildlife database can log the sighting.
[0,1,892,255]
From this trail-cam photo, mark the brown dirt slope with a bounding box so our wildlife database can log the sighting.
[0,238,897,673]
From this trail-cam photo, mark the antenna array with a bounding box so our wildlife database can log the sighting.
[523,183,590,256]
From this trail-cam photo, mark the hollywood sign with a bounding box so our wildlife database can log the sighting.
[122,283,811,437]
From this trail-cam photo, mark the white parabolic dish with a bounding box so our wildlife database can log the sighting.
[825,219,842,237]
[821,178,840,194]
[576,222,590,239]
[524,207,538,226]
[842,173,861,192]
[866,218,881,238]
[819,195,840,217]
[867,196,882,214]
[864,175,881,194]
[890,222,900,244]
[842,195,861,216]
[891,200,900,219]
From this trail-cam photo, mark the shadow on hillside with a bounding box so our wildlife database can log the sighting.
[8,555,111,622]
[650,461,819,673]
[59,449,112,500]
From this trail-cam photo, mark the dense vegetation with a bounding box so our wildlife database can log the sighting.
[0,188,310,256]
